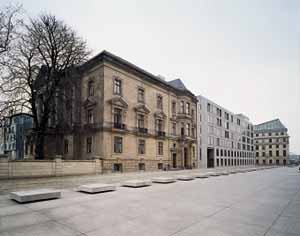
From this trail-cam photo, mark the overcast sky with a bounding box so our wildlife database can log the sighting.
[2,0,300,153]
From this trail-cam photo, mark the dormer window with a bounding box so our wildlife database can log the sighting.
[88,80,94,97]
[138,88,145,103]
[114,78,122,95]
[157,95,163,110]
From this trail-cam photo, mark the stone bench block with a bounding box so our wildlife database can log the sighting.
[78,184,116,193]
[220,171,230,175]
[122,179,152,188]
[10,189,61,203]
[176,175,194,181]
[193,173,210,178]
[152,177,176,184]
[208,172,221,176]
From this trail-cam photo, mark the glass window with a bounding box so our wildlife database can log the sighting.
[186,102,190,114]
[88,80,94,97]
[138,139,145,154]
[114,78,122,95]
[138,88,145,103]
[157,95,163,109]
[172,101,176,114]
[137,114,145,128]
[114,136,123,153]
[158,142,163,155]
[113,108,122,124]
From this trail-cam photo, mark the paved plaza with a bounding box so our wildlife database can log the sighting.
[0,167,300,236]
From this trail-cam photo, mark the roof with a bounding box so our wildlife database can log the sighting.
[254,119,288,133]
[168,79,188,91]
[81,50,196,99]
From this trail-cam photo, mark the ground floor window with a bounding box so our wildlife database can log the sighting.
[86,137,92,153]
[158,163,163,170]
[113,163,122,172]
[139,163,145,171]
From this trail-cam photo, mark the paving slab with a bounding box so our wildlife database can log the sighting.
[78,183,116,193]
[10,189,61,203]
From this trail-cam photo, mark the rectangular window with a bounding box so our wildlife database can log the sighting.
[269,151,272,157]
[64,139,69,154]
[86,137,92,153]
[88,80,94,97]
[114,136,123,153]
[172,122,176,135]
[283,150,286,157]
[172,101,176,114]
[138,139,145,154]
[207,103,211,112]
[180,101,185,113]
[87,109,93,124]
[114,78,122,95]
[186,102,190,114]
[186,123,190,136]
[158,142,163,155]
[137,114,144,128]
[138,88,145,103]
[155,119,163,132]
[157,95,163,109]
[113,108,122,125]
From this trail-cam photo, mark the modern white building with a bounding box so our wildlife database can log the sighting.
[197,95,255,168]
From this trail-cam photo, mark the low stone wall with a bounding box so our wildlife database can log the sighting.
[0,155,102,179]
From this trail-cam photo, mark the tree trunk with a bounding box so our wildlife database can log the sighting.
[35,131,45,159]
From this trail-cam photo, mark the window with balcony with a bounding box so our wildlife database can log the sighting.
[186,123,190,136]
[138,139,145,154]
[113,78,122,95]
[155,119,163,132]
[137,88,145,103]
[113,108,122,127]
[137,114,144,128]
[114,136,123,153]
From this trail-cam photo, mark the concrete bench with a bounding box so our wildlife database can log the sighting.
[122,179,152,188]
[176,175,194,181]
[78,184,116,193]
[209,172,221,177]
[220,171,230,175]
[193,173,210,178]
[10,189,61,203]
[152,177,176,184]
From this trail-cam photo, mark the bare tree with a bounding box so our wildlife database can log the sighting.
[0,14,90,159]
[0,4,22,55]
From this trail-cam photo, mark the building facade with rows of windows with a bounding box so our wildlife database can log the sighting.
[197,95,255,169]
[254,119,289,166]
[60,51,198,173]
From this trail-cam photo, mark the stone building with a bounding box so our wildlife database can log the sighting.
[254,119,289,166]
[42,51,198,173]
[197,95,255,168]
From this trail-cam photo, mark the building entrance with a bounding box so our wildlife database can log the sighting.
[207,148,214,168]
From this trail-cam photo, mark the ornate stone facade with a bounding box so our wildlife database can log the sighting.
[53,51,198,173]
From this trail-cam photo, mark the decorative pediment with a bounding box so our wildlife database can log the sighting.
[134,104,150,114]
[83,97,97,108]
[108,96,128,108]
[154,111,166,119]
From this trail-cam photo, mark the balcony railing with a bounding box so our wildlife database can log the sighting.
[113,123,126,130]
[138,127,148,134]
[156,131,166,137]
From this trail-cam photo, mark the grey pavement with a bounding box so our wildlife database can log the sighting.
[0,167,299,236]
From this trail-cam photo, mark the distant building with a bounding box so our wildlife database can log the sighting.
[197,95,255,168]
[288,152,300,165]
[0,113,33,160]
[254,119,289,166]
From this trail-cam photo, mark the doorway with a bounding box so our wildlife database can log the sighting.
[207,148,214,168]
[184,148,188,168]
